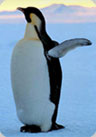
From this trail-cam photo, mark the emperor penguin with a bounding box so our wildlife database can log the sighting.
[11,7,92,133]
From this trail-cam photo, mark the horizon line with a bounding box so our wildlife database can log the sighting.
[0,3,96,12]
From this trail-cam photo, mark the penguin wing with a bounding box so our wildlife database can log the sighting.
[48,38,92,58]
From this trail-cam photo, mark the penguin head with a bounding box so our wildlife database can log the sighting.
[17,7,45,32]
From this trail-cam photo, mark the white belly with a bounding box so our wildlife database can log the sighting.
[11,39,55,131]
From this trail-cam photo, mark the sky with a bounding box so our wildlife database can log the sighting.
[0,0,96,11]
[0,0,96,23]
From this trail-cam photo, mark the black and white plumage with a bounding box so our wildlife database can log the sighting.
[11,7,92,133]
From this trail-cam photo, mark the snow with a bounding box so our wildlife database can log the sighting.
[0,23,96,137]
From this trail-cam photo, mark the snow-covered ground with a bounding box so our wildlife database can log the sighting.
[0,23,96,137]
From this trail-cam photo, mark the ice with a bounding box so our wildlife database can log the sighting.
[0,23,96,137]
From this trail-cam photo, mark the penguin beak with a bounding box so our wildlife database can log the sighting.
[17,7,25,13]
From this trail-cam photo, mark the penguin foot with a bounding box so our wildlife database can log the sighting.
[51,123,65,131]
[20,123,64,133]
[20,125,41,133]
